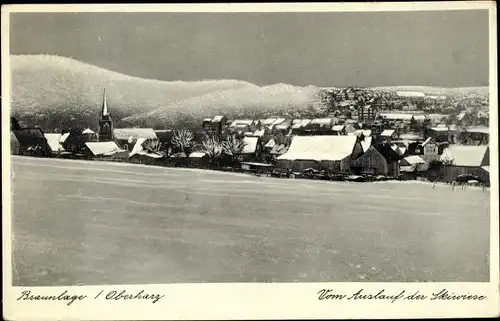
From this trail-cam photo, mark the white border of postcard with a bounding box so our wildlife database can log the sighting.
[2,2,499,320]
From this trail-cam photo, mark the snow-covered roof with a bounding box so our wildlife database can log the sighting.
[272,118,286,126]
[113,128,157,140]
[265,139,276,148]
[481,166,490,173]
[379,113,414,121]
[211,115,225,123]
[129,137,147,157]
[82,128,95,134]
[332,125,345,131]
[310,118,333,126]
[440,145,489,167]
[60,132,70,143]
[270,144,288,155]
[431,126,459,132]
[262,118,277,125]
[397,147,407,156]
[465,126,489,134]
[189,152,207,158]
[380,129,396,137]
[456,112,467,120]
[241,136,259,154]
[277,135,357,162]
[361,137,372,153]
[292,119,312,129]
[85,142,126,156]
[252,129,266,137]
[421,137,432,147]
[44,133,62,152]
[396,91,425,98]
[399,133,421,140]
[403,155,427,165]
[230,119,253,127]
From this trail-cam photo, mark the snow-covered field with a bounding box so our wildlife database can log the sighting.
[10,156,490,285]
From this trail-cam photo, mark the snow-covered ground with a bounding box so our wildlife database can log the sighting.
[10,156,490,285]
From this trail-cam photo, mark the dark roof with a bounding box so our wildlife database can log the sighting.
[373,142,403,162]
[13,128,51,153]
[13,128,47,144]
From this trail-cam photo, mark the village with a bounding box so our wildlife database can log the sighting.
[10,87,490,186]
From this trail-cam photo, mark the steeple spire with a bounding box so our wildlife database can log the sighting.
[102,88,109,116]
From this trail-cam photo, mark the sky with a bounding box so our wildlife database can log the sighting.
[10,10,489,87]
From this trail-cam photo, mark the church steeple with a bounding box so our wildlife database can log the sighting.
[102,88,109,116]
[98,88,114,142]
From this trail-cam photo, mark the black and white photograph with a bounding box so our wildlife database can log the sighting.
[2,2,498,320]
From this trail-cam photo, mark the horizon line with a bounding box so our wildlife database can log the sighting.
[10,54,490,90]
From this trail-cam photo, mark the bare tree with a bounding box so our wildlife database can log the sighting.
[142,138,164,155]
[222,135,247,165]
[222,135,246,156]
[201,136,223,167]
[172,129,194,155]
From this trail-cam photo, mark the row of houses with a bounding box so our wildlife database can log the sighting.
[272,134,490,183]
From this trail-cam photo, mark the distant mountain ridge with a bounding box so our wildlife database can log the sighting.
[10,55,489,130]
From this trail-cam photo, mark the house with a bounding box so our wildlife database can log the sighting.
[460,126,489,145]
[379,129,398,141]
[209,115,227,136]
[419,137,440,162]
[170,152,188,166]
[83,141,128,159]
[230,120,255,133]
[331,125,346,135]
[301,118,334,135]
[237,136,261,162]
[358,105,376,123]
[275,119,292,129]
[395,91,425,101]
[291,119,312,134]
[128,137,163,164]
[264,138,276,151]
[400,155,429,172]
[351,143,402,176]
[113,128,158,150]
[378,113,415,122]
[399,155,428,179]
[426,126,459,143]
[44,133,64,154]
[276,135,363,172]
[251,128,267,138]
[62,130,86,154]
[310,118,334,128]
[241,162,274,173]
[12,127,51,156]
[399,133,423,141]
[439,145,490,183]
[82,128,98,142]
[189,152,209,167]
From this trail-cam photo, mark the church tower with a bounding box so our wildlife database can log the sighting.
[98,89,114,142]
